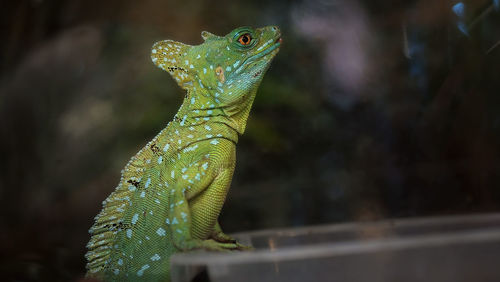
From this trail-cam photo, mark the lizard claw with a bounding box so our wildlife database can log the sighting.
[178,238,246,252]
[210,232,254,251]
[211,231,237,243]
[234,242,254,251]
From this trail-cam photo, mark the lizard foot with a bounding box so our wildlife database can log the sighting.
[210,232,254,251]
[234,242,254,251]
[211,230,237,243]
[176,239,245,252]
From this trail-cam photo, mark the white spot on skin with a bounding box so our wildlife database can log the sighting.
[183,144,198,152]
[206,134,213,138]
[145,178,151,188]
[196,54,201,59]
[191,97,196,104]
[128,185,136,191]
[137,264,150,277]
[190,64,194,69]
[126,229,132,238]
[233,60,240,68]
[171,170,175,178]
[163,143,170,152]
[156,227,166,236]
[158,156,163,164]
[132,213,139,224]
[152,49,157,54]
[202,162,208,170]
[181,167,187,173]
[114,269,120,275]
[118,259,123,265]
[210,139,219,145]
[185,60,189,65]
[205,125,212,131]
[226,66,231,72]
[140,191,145,198]
[172,217,179,224]
[203,68,207,74]
[180,115,187,126]
[151,254,161,261]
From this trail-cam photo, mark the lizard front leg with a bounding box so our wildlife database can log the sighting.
[169,188,239,252]
[168,154,241,252]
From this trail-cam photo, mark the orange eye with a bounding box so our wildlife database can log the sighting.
[238,33,252,45]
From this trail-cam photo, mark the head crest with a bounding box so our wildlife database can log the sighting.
[201,31,220,41]
[151,40,194,90]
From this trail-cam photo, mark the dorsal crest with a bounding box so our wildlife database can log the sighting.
[151,40,194,90]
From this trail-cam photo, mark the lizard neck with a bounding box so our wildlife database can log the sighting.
[174,88,258,137]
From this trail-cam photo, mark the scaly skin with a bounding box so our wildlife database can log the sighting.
[85,26,281,281]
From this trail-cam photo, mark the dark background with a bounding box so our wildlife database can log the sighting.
[1,0,499,280]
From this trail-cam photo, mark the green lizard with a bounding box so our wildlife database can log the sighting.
[85,26,281,281]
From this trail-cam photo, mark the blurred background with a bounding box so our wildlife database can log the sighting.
[1,0,499,280]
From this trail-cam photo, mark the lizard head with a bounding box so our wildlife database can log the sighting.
[151,26,281,105]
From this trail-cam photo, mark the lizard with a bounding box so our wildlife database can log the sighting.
[85,25,281,281]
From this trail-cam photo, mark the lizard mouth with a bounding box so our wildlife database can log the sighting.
[255,36,281,57]
[258,37,281,59]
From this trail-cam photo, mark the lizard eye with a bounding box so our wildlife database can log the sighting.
[238,33,252,46]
